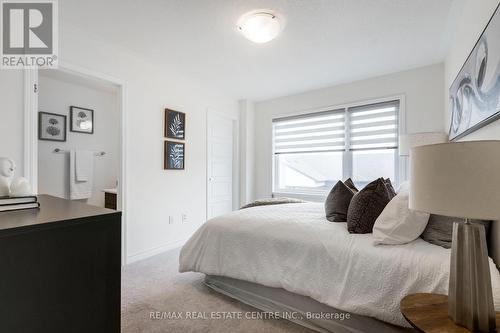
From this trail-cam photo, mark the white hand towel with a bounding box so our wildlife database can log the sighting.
[75,150,93,181]
[70,150,93,200]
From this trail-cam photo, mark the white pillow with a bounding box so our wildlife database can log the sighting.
[372,187,430,245]
[397,181,410,193]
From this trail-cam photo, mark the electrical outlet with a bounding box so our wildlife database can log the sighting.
[169,216,174,224]
[182,214,188,223]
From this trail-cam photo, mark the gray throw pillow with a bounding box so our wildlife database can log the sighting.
[325,179,358,222]
[347,178,395,234]
[421,215,491,249]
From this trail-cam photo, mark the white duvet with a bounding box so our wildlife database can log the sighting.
[179,203,500,327]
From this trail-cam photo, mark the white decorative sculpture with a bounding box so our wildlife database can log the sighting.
[0,157,15,197]
[10,177,32,197]
[0,158,33,197]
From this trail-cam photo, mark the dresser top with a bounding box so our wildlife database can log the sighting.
[0,195,120,233]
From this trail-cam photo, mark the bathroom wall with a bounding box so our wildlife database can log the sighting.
[38,72,120,207]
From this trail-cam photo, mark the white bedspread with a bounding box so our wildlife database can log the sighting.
[179,203,500,327]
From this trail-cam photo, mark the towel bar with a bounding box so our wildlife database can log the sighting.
[53,148,106,156]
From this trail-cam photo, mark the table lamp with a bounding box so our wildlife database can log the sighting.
[410,140,500,333]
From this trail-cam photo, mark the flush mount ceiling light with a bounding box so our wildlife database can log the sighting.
[237,11,282,44]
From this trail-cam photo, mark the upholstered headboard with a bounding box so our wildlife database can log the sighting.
[489,221,500,269]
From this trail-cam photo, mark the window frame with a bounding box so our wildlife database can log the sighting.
[272,95,406,201]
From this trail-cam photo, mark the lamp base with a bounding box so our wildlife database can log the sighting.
[449,220,496,333]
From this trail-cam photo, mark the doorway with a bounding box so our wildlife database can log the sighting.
[24,65,127,262]
[206,111,236,220]
[38,70,120,207]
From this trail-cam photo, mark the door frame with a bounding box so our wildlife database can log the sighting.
[206,109,239,221]
[24,62,129,264]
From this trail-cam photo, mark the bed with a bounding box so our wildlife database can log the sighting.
[179,202,500,332]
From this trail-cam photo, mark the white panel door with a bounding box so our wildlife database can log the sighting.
[207,112,234,220]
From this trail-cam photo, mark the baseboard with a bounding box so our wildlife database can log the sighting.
[126,239,187,264]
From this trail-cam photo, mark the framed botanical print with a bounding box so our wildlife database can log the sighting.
[164,141,185,170]
[165,109,185,140]
[70,106,94,134]
[39,112,67,142]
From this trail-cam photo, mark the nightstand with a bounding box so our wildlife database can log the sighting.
[400,293,500,333]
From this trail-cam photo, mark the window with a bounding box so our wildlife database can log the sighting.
[273,100,399,197]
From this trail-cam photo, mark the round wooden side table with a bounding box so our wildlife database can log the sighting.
[400,293,500,333]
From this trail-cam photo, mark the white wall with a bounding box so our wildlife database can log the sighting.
[0,71,24,175]
[0,24,238,263]
[444,0,500,139]
[63,27,238,263]
[443,0,500,266]
[238,99,255,206]
[38,74,120,207]
[254,64,445,199]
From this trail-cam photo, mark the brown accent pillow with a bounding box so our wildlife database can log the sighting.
[384,178,397,198]
[347,178,394,234]
[421,215,491,249]
[345,178,358,193]
[324,179,358,222]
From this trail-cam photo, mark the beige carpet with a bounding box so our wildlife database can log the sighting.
[122,248,314,333]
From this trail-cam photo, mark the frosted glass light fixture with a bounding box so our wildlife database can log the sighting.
[238,11,282,44]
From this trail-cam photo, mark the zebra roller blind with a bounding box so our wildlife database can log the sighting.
[273,109,346,154]
[273,100,399,153]
[348,100,399,150]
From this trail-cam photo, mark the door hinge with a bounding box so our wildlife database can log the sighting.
[33,84,38,93]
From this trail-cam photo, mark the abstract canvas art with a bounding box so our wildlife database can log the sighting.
[449,4,500,140]
[165,109,186,140]
[164,141,185,170]
[39,112,67,142]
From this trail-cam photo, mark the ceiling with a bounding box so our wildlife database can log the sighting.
[59,0,455,101]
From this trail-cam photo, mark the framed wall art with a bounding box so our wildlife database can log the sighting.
[164,141,185,170]
[70,106,94,134]
[39,112,67,142]
[165,109,185,140]
[449,4,500,140]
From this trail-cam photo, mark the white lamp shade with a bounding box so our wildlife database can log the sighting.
[409,140,500,220]
[399,132,448,156]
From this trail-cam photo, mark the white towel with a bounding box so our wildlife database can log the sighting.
[70,150,94,200]
[75,150,93,181]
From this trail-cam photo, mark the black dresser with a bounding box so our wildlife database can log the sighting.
[0,195,121,333]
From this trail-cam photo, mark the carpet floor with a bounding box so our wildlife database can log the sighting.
[122,248,314,333]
